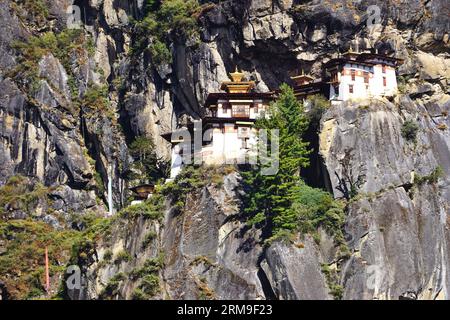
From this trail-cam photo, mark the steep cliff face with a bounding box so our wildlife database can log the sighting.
[0,0,449,300]
[321,98,450,299]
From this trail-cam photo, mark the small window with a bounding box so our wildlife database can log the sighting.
[382,65,386,73]
[383,77,387,87]
[349,84,354,94]
[363,71,369,84]
[351,69,356,81]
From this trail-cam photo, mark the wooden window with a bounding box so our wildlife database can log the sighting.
[383,77,387,87]
[351,69,356,81]
[349,84,354,94]
[232,105,250,118]
[363,71,369,84]
[331,72,338,83]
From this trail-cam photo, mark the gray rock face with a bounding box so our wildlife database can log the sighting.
[320,94,450,299]
[161,176,265,300]
[342,185,449,300]
[262,239,332,300]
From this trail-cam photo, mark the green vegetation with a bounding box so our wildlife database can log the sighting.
[140,274,160,296]
[161,165,234,213]
[240,84,347,250]
[274,184,346,245]
[130,256,164,280]
[10,29,92,100]
[401,120,420,143]
[0,219,81,299]
[0,175,50,219]
[321,264,344,300]
[119,194,165,221]
[414,166,444,185]
[81,83,117,124]
[81,84,109,111]
[99,272,126,299]
[131,288,147,300]
[130,0,215,63]
[128,136,170,184]
[306,94,331,130]
[11,0,49,26]
[114,250,132,264]
[129,255,164,299]
[142,231,158,249]
[0,176,114,300]
[103,250,113,262]
[149,39,173,66]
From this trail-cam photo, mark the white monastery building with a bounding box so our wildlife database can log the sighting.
[163,69,273,179]
[292,48,404,103]
[163,48,403,178]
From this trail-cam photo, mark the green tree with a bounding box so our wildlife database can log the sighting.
[241,85,346,246]
[241,84,311,236]
[401,120,419,143]
[129,136,169,183]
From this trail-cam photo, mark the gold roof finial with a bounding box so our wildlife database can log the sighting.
[229,67,244,83]
[221,66,255,93]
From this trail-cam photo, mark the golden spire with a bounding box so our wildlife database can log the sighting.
[229,67,245,83]
[220,66,255,93]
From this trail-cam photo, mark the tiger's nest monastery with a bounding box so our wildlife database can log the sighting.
[162,48,403,179]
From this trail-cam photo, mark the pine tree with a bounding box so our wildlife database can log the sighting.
[242,84,311,235]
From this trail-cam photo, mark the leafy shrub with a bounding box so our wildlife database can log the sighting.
[142,231,157,249]
[103,250,113,262]
[131,288,147,300]
[81,84,109,111]
[119,194,165,220]
[80,83,117,123]
[149,40,173,65]
[0,175,50,218]
[140,274,160,296]
[128,136,170,184]
[414,166,444,185]
[11,0,49,26]
[130,0,212,63]
[401,120,420,142]
[321,264,343,300]
[129,254,163,298]
[100,273,126,299]
[114,250,132,264]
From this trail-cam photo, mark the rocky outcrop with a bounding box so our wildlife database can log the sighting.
[262,239,332,300]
